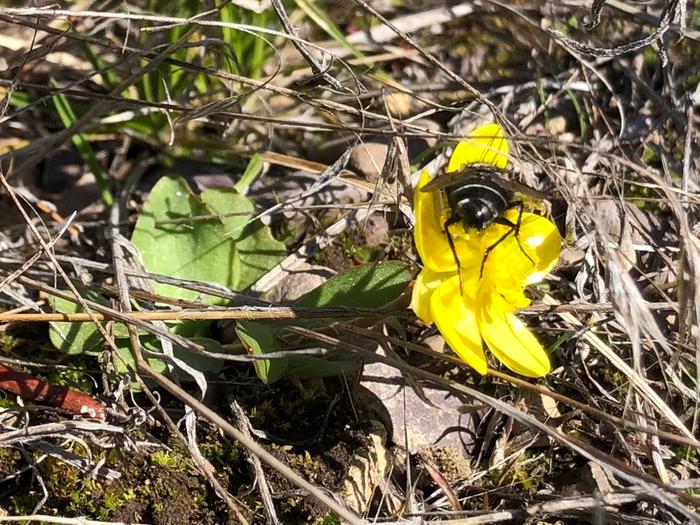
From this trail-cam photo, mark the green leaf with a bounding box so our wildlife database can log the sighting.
[295,261,410,308]
[234,262,410,383]
[113,336,169,377]
[126,176,286,377]
[113,336,224,380]
[48,295,104,355]
[48,292,145,354]
[286,355,359,379]
[173,337,225,378]
[131,177,284,303]
[130,175,238,304]
[284,262,410,379]
[233,154,264,194]
[200,186,286,290]
[50,81,113,206]
[236,321,288,384]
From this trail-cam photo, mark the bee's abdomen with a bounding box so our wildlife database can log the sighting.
[445,175,511,230]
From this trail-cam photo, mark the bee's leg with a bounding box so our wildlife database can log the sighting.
[443,215,464,294]
[479,228,514,278]
[506,201,536,266]
[482,202,534,277]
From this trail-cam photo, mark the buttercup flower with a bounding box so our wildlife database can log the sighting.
[410,124,561,377]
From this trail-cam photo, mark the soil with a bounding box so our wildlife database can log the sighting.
[0,374,375,525]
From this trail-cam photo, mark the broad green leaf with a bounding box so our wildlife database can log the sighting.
[49,292,144,354]
[235,263,410,383]
[49,295,104,355]
[236,321,288,384]
[295,261,410,309]
[131,177,285,304]
[131,177,237,303]
[200,186,286,290]
[283,262,410,379]
[286,355,359,379]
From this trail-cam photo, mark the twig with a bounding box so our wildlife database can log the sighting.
[7,300,677,324]
[0,516,148,525]
[0,305,394,322]
[268,0,343,91]
[0,421,123,447]
[0,363,104,418]
[230,399,280,525]
[397,490,647,523]
[283,325,700,520]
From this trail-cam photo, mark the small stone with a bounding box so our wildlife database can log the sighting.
[384,92,414,117]
[360,213,389,247]
[423,334,446,353]
[360,360,477,454]
[264,263,335,304]
[546,115,568,136]
[349,141,390,181]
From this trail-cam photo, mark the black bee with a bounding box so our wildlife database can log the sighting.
[421,164,547,282]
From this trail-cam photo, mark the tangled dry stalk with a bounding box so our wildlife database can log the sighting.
[0,1,698,523]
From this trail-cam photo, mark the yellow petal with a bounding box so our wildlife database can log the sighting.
[480,211,561,286]
[478,287,551,377]
[431,275,487,374]
[517,212,561,283]
[447,123,509,173]
[410,267,451,324]
[414,170,458,272]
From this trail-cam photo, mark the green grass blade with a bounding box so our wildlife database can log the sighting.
[50,84,113,206]
[234,153,264,194]
[295,0,365,60]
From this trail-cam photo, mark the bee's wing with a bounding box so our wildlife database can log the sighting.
[420,171,468,192]
[498,178,550,201]
[419,165,503,193]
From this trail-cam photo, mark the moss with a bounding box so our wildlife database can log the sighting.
[99,488,137,520]
[313,514,341,525]
[482,451,548,497]
[9,492,38,515]
[0,396,19,409]
[151,450,189,470]
[1,445,218,524]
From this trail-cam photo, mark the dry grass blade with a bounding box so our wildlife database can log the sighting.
[543,295,694,440]
[286,326,700,521]
[0,1,698,522]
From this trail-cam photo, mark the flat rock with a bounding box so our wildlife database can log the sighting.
[264,262,335,304]
[360,360,477,454]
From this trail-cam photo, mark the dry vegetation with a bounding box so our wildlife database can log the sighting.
[0,1,699,524]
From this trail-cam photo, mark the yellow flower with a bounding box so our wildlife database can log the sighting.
[410,124,561,377]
